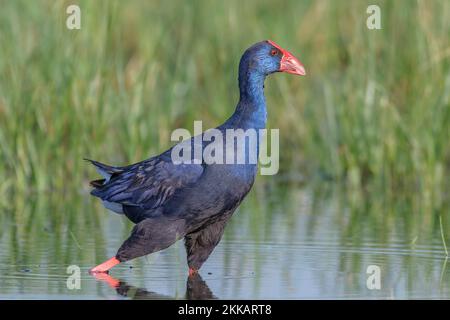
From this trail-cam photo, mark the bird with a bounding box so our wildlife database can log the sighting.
[87,40,306,275]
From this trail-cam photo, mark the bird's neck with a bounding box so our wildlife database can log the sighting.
[228,68,267,129]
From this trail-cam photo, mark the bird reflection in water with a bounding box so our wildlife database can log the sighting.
[92,272,217,300]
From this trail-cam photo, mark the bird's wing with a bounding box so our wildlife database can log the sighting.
[90,153,204,210]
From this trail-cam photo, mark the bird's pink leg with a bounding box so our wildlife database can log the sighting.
[89,257,120,273]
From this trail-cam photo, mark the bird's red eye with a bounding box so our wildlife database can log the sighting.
[270,49,278,56]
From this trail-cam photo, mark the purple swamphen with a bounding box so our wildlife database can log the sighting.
[87,40,306,275]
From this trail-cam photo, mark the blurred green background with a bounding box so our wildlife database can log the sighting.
[1,0,449,202]
[0,0,450,299]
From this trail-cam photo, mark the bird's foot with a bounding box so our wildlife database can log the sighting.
[89,257,120,274]
[188,268,198,277]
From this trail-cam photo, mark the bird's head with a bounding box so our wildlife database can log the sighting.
[240,40,306,77]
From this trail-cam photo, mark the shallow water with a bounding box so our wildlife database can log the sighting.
[1,184,449,299]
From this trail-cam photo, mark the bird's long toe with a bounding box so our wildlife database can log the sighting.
[89,257,120,274]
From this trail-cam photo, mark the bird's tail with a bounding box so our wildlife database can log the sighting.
[84,158,124,187]
[89,178,106,188]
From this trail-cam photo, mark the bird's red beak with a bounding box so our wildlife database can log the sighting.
[268,40,306,76]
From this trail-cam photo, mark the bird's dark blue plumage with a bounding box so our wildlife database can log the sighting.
[87,40,306,274]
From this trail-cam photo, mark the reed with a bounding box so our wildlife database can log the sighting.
[0,0,449,210]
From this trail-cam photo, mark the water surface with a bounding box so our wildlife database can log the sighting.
[1,183,449,299]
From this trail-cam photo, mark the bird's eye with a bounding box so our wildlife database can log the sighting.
[270,49,278,56]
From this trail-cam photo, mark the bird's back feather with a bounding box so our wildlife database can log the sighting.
[86,153,204,222]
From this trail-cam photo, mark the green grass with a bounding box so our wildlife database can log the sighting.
[0,0,449,211]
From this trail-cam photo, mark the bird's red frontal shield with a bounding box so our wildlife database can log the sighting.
[268,40,306,76]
